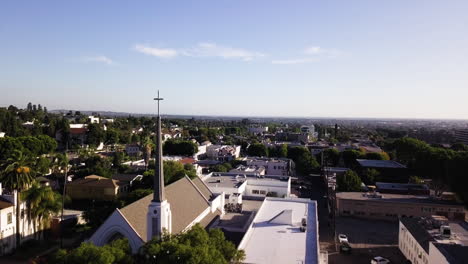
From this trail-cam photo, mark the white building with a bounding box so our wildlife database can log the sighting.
[0,185,40,255]
[88,116,100,124]
[0,132,5,138]
[203,173,291,198]
[399,216,468,264]
[238,197,322,264]
[206,145,241,162]
[244,157,293,176]
[248,126,269,135]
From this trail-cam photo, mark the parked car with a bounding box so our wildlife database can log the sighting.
[338,234,348,243]
[371,256,390,264]
[339,241,352,254]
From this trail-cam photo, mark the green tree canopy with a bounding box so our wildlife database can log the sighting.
[140,224,244,264]
[51,238,134,264]
[163,139,198,156]
[247,143,268,157]
[337,170,362,192]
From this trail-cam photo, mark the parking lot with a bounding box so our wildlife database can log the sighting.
[329,217,407,264]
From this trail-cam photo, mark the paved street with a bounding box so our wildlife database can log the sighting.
[296,175,407,264]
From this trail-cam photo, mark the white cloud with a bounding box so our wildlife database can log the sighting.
[271,58,319,65]
[134,44,178,58]
[272,45,343,65]
[304,46,322,55]
[304,46,342,58]
[184,42,265,61]
[82,56,115,65]
[134,42,265,61]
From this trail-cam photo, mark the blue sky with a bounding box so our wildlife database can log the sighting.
[1,1,467,119]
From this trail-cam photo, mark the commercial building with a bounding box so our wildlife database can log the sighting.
[376,182,430,195]
[399,216,468,264]
[203,172,291,198]
[336,192,465,221]
[238,197,321,264]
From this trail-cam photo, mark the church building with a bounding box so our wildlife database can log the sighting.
[88,93,225,253]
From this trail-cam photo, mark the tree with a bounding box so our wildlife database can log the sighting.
[86,123,105,147]
[247,143,268,157]
[35,156,51,176]
[341,149,364,168]
[163,139,198,156]
[0,150,35,247]
[451,143,468,151]
[140,224,244,264]
[409,175,424,184]
[361,168,380,184]
[287,147,319,175]
[337,170,362,192]
[364,152,390,161]
[142,137,154,169]
[105,129,120,145]
[22,182,62,240]
[51,238,133,264]
[323,148,340,166]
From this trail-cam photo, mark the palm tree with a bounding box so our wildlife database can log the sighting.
[0,150,35,248]
[22,182,62,240]
[143,137,155,170]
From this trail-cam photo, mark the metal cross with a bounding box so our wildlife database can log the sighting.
[154,90,164,116]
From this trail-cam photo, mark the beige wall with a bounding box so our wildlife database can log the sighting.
[67,185,118,201]
[337,198,465,220]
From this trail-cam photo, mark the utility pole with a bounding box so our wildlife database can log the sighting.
[60,143,68,248]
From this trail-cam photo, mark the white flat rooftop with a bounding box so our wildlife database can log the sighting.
[239,198,319,264]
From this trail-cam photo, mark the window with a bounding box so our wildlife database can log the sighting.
[259,190,267,195]
[7,212,13,224]
[252,190,260,194]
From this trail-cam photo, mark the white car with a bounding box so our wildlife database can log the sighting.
[338,234,348,243]
[371,256,390,264]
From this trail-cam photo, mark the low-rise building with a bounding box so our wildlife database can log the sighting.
[238,197,321,264]
[0,184,40,255]
[66,175,129,201]
[111,174,143,187]
[399,216,468,264]
[244,157,293,176]
[336,192,466,221]
[356,159,409,183]
[206,145,241,162]
[88,116,100,124]
[376,182,430,195]
[248,126,268,135]
[203,173,291,198]
[125,144,141,156]
[230,165,266,176]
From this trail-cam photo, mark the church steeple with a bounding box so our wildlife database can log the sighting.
[147,91,171,241]
[153,91,165,202]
